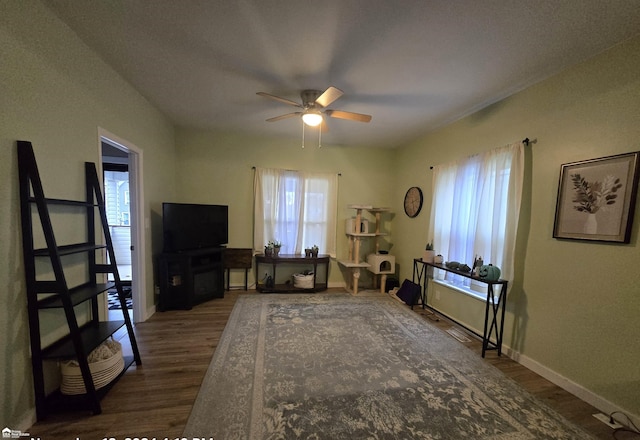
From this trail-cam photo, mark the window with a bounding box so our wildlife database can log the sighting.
[429,142,523,293]
[254,167,338,256]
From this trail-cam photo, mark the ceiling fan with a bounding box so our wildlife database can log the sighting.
[257,86,372,127]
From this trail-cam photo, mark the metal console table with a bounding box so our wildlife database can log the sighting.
[413,259,508,358]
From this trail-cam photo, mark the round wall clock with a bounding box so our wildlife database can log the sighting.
[404,186,423,218]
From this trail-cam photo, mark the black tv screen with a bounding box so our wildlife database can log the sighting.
[162,203,228,252]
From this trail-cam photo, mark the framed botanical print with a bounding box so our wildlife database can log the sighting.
[553,151,640,243]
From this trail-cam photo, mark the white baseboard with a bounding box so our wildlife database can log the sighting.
[429,304,640,430]
[144,304,156,322]
[504,347,640,429]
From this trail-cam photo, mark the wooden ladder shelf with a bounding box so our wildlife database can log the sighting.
[17,140,141,419]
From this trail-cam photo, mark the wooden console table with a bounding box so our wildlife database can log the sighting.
[223,248,252,290]
[255,254,330,293]
[413,259,508,358]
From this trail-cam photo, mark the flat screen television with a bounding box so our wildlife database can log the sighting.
[162,202,228,252]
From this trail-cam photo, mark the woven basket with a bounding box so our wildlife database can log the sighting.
[60,340,124,395]
[293,273,314,289]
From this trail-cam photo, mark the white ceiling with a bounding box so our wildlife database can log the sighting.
[44,0,640,148]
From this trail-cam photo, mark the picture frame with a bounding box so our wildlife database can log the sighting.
[553,151,640,243]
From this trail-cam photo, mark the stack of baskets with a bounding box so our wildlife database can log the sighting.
[60,339,124,395]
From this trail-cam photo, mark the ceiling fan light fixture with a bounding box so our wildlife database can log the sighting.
[302,111,323,127]
[258,86,372,132]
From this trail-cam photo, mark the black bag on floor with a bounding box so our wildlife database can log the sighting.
[396,279,421,306]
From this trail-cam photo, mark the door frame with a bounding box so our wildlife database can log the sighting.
[98,127,147,323]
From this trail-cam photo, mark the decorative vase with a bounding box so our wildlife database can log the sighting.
[423,250,435,264]
[584,213,598,235]
[273,247,280,257]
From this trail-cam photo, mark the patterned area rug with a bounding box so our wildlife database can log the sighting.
[184,292,595,439]
[107,287,132,310]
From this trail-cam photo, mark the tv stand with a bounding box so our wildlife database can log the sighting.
[157,247,224,311]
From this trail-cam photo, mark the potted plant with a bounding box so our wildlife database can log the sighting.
[423,242,435,264]
[310,245,319,258]
[268,240,282,257]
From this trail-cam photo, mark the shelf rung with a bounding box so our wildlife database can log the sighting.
[34,243,107,256]
[94,264,116,273]
[42,321,125,359]
[37,282,115,308]
[29,197,98,207]
[34,281,61,293]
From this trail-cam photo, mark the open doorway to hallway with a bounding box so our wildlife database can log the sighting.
[99,131,146,324]
[102,142,133,321]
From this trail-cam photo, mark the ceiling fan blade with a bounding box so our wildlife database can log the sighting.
[315,86,343,108]
[326,109,372,123]
[257,92,302,108]
[266,112,301,122]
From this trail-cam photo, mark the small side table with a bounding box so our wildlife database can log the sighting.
[223,248,252,290]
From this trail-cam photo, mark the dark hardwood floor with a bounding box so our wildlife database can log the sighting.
[28,289,627,439]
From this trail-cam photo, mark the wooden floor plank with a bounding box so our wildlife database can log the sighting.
[28,289,618,439]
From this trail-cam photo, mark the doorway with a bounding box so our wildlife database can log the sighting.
[99,129,146,323]
[103,160,132,317]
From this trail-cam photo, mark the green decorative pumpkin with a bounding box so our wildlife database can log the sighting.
[479,264,501,281]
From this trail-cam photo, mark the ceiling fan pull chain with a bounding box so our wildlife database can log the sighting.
[318,125,322,148]
[301,121,305,149]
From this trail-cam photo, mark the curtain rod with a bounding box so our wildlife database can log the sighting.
[252,166,341,176]
[429,137,536,170]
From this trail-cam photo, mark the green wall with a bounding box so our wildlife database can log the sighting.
[0,0,176,429]
[393,36,640,418]
[174,128,396,287]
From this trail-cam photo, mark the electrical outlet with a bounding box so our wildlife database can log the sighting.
[592,413,624,429]
[435,290,441,300]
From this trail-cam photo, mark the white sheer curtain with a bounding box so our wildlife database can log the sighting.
[428,142,524,286]
[254,167,338,257]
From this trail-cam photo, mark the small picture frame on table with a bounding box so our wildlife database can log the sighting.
[553,151,640,243]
